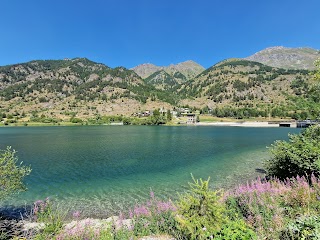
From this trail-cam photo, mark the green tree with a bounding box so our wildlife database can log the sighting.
[151,109,166,125]
[166,109,172,121]
[265,125,320,179]
[314,59,320,81]
[0,147,31,199]
[153,109,160,118]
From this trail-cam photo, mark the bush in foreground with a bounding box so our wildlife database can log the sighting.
[229,174,320,239]
[280,215,320,240]
[0,146,31,200]
[175,176,227,239]
[265,125,320,179]
[29,173,320,239]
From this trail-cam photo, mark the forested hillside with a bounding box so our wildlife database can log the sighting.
[179,59,318,119]
[0,55,318,122]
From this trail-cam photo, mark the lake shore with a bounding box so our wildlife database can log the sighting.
[1,120,292,128]
[196,121,279,127]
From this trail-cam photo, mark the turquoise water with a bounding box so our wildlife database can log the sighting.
[0,126,300,217]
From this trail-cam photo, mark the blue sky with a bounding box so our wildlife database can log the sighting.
[1,0,320,68]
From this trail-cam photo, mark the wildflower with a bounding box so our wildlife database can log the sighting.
[150,190,155,199]
[133,205,150,217]
[127,224,134,231]
[202,227,206,231]
[129,210,133,219]
[73,211,81,219]
[33,206,39,214]
[34,200,43,205]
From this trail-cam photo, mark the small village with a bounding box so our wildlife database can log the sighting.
[131,107,200,124]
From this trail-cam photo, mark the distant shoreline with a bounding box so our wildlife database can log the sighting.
[195,121,279,127]
[0,120,298,128]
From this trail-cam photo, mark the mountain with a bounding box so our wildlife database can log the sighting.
[0,58,177,119]
[178,58,316,119]
[245,46,320,70]
[0,55,318,122]
[131,60,205,80]
[144,70,180,90]
[165,60,205,79]
[129,63,162,79]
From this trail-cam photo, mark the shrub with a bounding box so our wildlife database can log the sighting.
[175,175,227,239]
[70,117,83,123]
[265,125,320,179]
[280,215,320,240]
[0,147,31,200]
[214,219,257,240]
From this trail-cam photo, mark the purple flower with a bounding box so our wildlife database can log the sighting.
[129,210,133,219]
[150,190,155,199]
[133,205,150,217]
[73,211,81,219]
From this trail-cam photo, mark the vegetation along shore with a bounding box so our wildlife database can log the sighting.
[1,47,320,127]
[0,50,320,239]
[1,125,320,239]
[1,0,320,238]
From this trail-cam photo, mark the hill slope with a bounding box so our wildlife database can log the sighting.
[0,58,178,120]
[179,59,316,119]
[245,46,320,70]
[0,56,318,122]
[131,60,204,79]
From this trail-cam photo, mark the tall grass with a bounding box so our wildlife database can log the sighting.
[30,175,320,239]
[229,174,320,239]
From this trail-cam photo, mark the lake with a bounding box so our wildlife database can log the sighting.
[0,126,300,217]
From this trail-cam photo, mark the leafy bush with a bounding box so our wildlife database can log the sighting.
[175,176,227,239]
[280,215,320,240]
[0,147,31,200]
[70,117,83,123]
[265,125,320,179]
[214,219,257,240]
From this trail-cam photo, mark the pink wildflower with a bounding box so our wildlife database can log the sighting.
[150,190,155,199]
[73,211,81,219]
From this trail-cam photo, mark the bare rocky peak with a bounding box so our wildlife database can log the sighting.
[131,60,205,80]
[130,63,163,79]
[170,60,205,79]
[245,46,320,70]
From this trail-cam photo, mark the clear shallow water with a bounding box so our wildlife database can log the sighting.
[0,126,300,217]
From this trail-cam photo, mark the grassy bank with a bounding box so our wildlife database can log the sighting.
[21,175,320,240]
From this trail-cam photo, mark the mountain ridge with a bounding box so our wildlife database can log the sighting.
[245,46,320,70]
[131,60,205,80]
[0,46,319,122]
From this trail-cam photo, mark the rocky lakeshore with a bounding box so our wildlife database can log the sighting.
[0,215,174,239]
